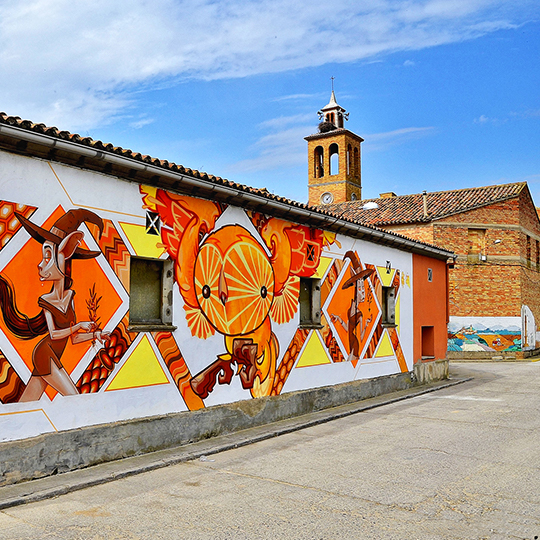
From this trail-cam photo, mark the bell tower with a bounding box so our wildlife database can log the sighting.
[305,90,363,207]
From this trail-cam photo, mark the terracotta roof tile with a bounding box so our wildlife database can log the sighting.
[0,111,455,258]
[323,183,527,226]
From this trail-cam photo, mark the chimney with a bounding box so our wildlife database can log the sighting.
[379,192,397,199]
[422,190,428,218]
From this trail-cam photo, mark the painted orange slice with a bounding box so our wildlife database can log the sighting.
[194,242,227,334]
[194,226,275,336]
[222,238,274,335]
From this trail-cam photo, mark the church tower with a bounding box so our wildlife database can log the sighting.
[305,90,363,207]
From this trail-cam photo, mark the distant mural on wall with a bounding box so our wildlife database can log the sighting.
[448,318,522,353]
[0,184,414,442]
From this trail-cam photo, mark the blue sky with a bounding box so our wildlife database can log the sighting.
[0,0,538,204]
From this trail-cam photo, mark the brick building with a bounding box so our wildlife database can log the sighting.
[310,93,540,359]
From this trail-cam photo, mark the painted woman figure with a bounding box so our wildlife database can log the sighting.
[0,208,109,402]
[331,251,374,363]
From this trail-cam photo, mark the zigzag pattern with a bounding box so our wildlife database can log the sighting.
[87,220,130,291]
[366,324,383,358]
[320,315,345,363]
[271,328,309,396]
[0,350,25,403]
[0,201,37,250]
[77,315,136,393]
[388,327,408,373]
[152,331,204,411]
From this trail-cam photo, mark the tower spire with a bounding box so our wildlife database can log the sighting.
[306,88,363,206]
[317,81,349,129]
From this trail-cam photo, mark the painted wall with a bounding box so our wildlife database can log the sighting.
[448,316,522,353]
[0,152,438,443]
[412,254,448,362]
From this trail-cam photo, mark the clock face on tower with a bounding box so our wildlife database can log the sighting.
[321,191,334,205]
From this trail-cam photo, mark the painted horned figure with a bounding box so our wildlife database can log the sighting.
[141,187,323,399]
[0,208,109,402]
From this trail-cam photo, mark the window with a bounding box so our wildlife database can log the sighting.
[427,268,433,282]
[536,240,539,268]
[329,143,339,175]
[314,146,324,178]
[468,228,486,255]
[421,326,435,358]
[299,278,322,327]
[381,286,396,326]
[129,257,175,331]
[526,235,531,265]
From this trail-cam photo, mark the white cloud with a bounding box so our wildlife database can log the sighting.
[229,125,311,173]
[475,114,491,123]
[364,126,436,150]
[0,0,535,130]
[230,122,435,174]
[129,117,155,129]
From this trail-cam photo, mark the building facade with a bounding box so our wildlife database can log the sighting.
[325,182,540,359]
[0,111,451,475]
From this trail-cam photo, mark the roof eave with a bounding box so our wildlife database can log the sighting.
[0,122,453,261]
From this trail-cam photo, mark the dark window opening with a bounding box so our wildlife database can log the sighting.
[381,286,396,326]
[314,146,324,178]
[299,278,322,328]
[421,326,435,358]
[129,257,175,331]
[353,147,359,177]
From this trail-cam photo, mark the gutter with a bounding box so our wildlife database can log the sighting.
[0,123,453,261]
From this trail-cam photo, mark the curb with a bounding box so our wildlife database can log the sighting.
[0,376,471,510]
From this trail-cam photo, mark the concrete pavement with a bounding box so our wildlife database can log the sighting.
[0,362,539,539]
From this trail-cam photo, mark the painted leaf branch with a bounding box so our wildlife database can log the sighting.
[86,284,102,345]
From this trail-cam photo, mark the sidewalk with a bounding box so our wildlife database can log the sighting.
[0,373,469,510]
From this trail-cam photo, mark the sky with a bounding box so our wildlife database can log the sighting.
[0,0,538,204]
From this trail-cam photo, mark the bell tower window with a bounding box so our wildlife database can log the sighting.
[329,143,339,176]
[353,147,359,177]
[314,146,324,178]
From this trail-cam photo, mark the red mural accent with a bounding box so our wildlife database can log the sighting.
[388,326,408,373]
[77,315,136,393]
[320,315,345,363]
[0,351,25,403]
[0,201,37,250]
[270,328,309,396]
[87,220,130,292]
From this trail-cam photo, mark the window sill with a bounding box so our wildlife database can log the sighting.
[381,323,397,328]
[299,323,324,330]
[128,324,177,333]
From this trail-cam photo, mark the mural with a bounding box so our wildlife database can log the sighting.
[0,176,414,442]
[448,318,521,353]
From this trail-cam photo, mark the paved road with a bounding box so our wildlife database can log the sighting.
[1,362,539,540]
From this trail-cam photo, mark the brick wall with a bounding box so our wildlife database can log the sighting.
[382,223,434,245]
[379,191,540,338]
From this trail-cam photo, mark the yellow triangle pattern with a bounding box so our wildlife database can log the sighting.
[376,266,396,287]
[106,335,169,391]
[375,330,395,358]
[296,332,332,368]
[313,256,333,280]
[120,222,165,258]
